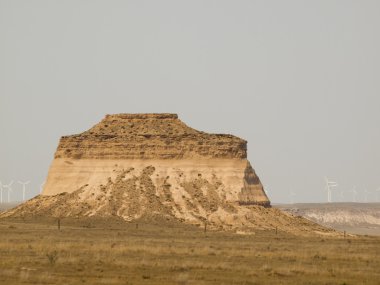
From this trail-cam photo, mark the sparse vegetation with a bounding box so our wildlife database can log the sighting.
[0,217,379,284]
[46,250,59,266]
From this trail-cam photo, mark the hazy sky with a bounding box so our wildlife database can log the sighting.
[1,1,379,204]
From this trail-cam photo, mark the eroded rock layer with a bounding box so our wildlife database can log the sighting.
[55,114,247,160]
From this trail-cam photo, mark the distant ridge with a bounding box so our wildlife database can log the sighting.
[276,203,380,235]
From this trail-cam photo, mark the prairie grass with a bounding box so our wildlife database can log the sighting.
[0,217,379,284]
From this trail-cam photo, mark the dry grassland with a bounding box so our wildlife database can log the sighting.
[0,217,379,285]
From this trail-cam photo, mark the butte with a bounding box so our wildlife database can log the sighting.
[2,114,335,235]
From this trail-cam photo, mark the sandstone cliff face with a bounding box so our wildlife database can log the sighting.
[55,114,247,160]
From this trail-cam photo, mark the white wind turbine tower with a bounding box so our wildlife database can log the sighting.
[350,186,358,202]
[40,181,45,194]
[289,190,296,204]
[3,181,14,203]
[364,188,371,203]
[324,177,338,203]
[376,188,380,202]
[339,189,345,202]
[18,181,30,201]
[0,181,3,204]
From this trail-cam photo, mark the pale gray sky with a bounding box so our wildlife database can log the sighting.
[1,1,379,203]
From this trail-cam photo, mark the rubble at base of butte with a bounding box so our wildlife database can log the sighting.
[2,114,337,235]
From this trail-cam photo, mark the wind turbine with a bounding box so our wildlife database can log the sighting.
[339,189,345,202]
[324,177,338,203]
[364,188,371,203]
[3,181,14,203]
[0,181,3,204]
[289,190,296,204]
[18,180,30,201]
[376,188,380,202]
[40,181,45,194]
[350,186,358,202]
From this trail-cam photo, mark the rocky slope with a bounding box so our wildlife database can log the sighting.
[3,166,332,235]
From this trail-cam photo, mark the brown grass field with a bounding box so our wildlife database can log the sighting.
[0,216,379,285]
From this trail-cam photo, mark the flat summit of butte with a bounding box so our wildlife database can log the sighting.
[3,114,335,235]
